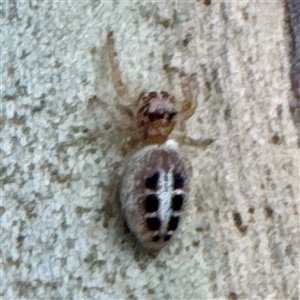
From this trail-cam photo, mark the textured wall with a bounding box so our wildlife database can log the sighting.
[286,0,300,146]
[1,1,299,299]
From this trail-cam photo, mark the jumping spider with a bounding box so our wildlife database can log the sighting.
[99,31,205,253]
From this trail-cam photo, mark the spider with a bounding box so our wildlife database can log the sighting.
[97,31,208,253]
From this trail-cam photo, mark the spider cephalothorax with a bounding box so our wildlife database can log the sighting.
[136,91,178,144]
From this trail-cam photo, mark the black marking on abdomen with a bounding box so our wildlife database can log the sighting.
[172,194,184,211]
[145,172,159,189]
[173,172,184,189]
[164,234,172,241]
[145,194,159,212]
[147,217,161,230]
[168,216,180,231]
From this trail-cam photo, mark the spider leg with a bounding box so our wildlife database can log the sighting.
[173,71,215,148]
[107,31,132,106]
[88,95,133,132]
[177,70,199,130]
[175,135,215,148]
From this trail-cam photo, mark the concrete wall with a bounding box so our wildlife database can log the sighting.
[2,1,299,299]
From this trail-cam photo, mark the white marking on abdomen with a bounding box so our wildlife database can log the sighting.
[157,169,173,233]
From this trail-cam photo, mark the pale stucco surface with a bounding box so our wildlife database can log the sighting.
[1,1,299,299]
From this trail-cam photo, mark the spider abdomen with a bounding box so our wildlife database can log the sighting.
[120,140,191,253]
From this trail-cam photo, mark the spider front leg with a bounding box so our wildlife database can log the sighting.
[177,70,198,130]
[175,71,215,148]
[89,31,136,133]
[107,31,135,114]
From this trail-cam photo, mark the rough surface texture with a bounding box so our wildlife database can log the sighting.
[1,1,299,299]
[286,0,300,146]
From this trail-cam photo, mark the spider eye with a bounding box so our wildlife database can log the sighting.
[148,113,161,121]
[149,92,157,98]
[170,111,178,118]
[165,111,178,120]
[148,112,177,122]
[161,91,169,98]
